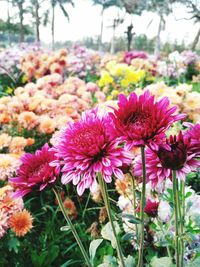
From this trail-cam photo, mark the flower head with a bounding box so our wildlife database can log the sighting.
[137,199,159,217]
[51,109,133,195]
[110,90,185,149]
[9,143,59,197]
[134,131,200,189]
[9,209,33,237]
[185,123,200,156]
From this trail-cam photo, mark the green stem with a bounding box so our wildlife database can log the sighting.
[53,188,93,267]
[172,171,180,267]
[137,146,146,267]
[130,172,139,245]
[180,180,185,267]
[98,174,126,267]
[157,219,173,262]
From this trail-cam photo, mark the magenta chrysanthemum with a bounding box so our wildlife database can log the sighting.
[110,90,185,149]
[185,123,200,156]
[134,131,200,189]
[9,144,59,197]
[51,109,133,195]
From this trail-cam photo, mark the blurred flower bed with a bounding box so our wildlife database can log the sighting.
[0,44,200,267]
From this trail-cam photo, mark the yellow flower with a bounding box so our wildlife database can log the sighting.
[98,71,114,87]
[6,87,13,94]
[120,79,130,87]
[21,75,28,83]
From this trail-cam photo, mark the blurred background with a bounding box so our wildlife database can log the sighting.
[0,0,199,54]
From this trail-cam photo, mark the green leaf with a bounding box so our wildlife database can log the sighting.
[122,213,141,224]
[7,237,20,253]
[185,192,193,199]
[60,225,70,232]
[101,222,120,249]
[122,233,135,241]
[89,239,103,263]
[150,256,174,267]
[125,255,135,267]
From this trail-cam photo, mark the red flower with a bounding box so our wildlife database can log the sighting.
[110,90,185,149]
[137,199,159,217]
[10,144,59,197]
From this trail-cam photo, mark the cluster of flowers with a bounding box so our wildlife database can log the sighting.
[0,185,33,238]
[140,82,200,123]
[157,50,200,80]
[67,44,101,78]
[98,60,146,99]
[20,49,68,81]
[0,43,42,75]
[0,73,106,136]
[9,90,200,197]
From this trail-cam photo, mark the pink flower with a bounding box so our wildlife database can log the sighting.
[110,90,185,149]
[185,123,200,156]
[134,131,200,189]
[9,144,59,197]
[51,109,133,195]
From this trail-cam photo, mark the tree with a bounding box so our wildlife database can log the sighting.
[146,0,172,55]
[171,0,200,49]
[118,0,147,51]
[12,0,27,42]
[50,0,74,49]
[28,0,49,42]
[91,0,121,51]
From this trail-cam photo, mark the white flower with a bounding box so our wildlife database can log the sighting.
[158,200,171,223]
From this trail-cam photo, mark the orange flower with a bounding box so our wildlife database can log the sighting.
[9,210,33,237]
[26,138,35,146]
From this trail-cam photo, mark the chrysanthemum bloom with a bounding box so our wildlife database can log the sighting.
[17,111,38,130]
[110,90,185,149]
[134,131,200,188]
[0,210,9,238]
[0,154,20,181]
[185,123,200,156]
[9,143,59,197]
[9,209,33,237]
[136,199,159,217]
[51,109,133,195]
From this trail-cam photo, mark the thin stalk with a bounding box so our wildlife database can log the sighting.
[98,174,126,267]
[172,171,180,267]
[157,219,173,262]
[53,188,93,267]
[180,180,185,267]
[137,146,146,267]
[130,172,139,244]
[82,192,91,218]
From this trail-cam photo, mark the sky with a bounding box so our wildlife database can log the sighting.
[0,0,199,46]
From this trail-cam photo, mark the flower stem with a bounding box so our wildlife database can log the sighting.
[137,146,146,267]
[130,173,139,244]
[180,180,185,267]
[53,188,93,267]
[98,174,126,267]
[172,171,180,267]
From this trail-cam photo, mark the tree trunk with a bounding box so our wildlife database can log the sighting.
[154,14,162,56]
[110,21,116,54]
[7,0,11,46]
[127,24,134,51]
[191,25,200,50]
[98,7,104,51]
[35,0,40,42]
[51,4,55,50]
[18,1,24,43]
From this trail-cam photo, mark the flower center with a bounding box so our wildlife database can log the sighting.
[125,112,151,128]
